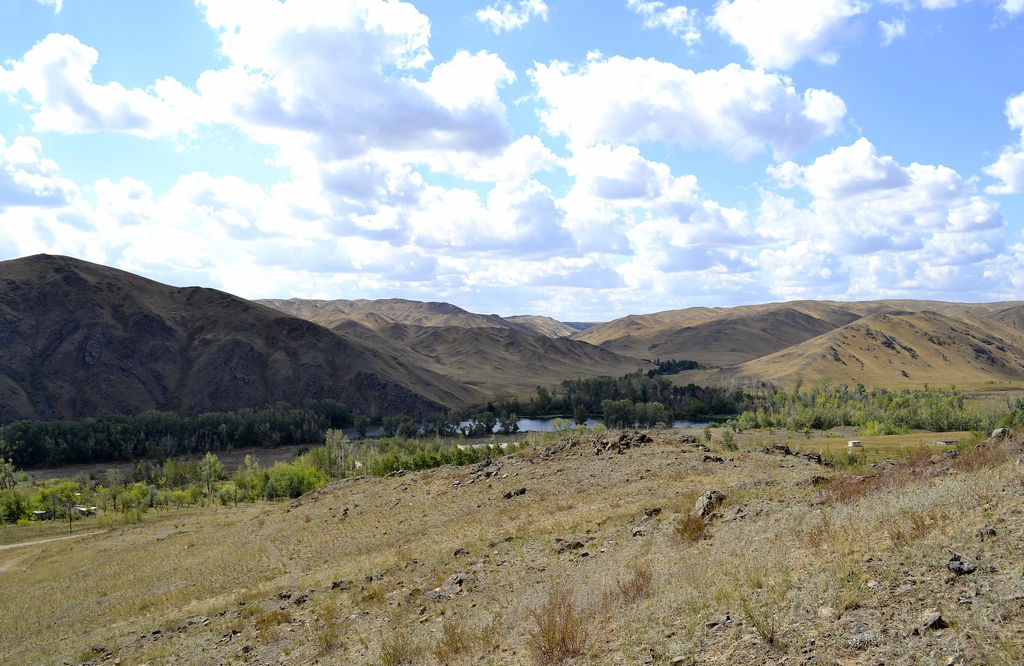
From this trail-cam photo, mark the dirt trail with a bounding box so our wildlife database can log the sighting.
[0,531,104,552]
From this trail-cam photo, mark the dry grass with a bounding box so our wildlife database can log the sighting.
[526,586,591,665]
[2,430,1023,665]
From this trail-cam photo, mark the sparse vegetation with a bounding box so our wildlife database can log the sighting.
[526,586,591,665]
[2,427,1024,665]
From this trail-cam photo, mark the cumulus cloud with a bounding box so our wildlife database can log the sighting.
[194,0,516,175]
[0,34,200,136]
[0,134,78,211]
[879,18,907,45]
[711,0,870,69]
[476,0,548,33]
[984,92,1024,194]
[627,1,701,44]
[532,57,846,160]
[761,138,1007,300]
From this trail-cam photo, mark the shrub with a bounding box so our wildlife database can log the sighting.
[614,559,654,605]
[674,513,707,544]
[526,586,590,665]
[379,629,423,666]
[430,617,475,664]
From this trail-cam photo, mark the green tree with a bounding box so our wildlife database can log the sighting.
[0,458,16,491]
[199,453,226,499]
[353,416,371,438]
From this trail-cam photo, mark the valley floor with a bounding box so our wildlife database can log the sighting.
[2,430,1023,665]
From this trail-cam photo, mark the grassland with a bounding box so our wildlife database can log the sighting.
[2,428,1023,665]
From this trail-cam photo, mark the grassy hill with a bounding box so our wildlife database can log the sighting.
[2,429,1021,664]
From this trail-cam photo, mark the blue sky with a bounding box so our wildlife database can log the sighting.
[2,0,1024,319]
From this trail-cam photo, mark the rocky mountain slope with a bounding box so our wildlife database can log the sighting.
[0,255,472,423]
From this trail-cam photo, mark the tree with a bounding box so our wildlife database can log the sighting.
[572,401,588,428]
[0,458,16,491]
[353,416,371,438]
[199,453,226,499]
[498,411,519,435]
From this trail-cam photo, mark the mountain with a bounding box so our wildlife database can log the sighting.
[504,315,584,338]
[0,255,474,423]
[323,318,647,399]
[574,302,863,365]
[259,298,517,331]
[723,310,1024,388]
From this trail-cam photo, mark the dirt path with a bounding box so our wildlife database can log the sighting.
[0,531,104,552]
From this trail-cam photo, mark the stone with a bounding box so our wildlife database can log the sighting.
[848,632,876,649]
[693,490,725,518]
[913,609,948,635]
[947,552,977,576]
[721,505,745,521]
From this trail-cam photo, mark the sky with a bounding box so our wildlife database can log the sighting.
[2,0,1024,320]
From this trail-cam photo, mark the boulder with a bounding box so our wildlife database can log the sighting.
[693,490,725,518]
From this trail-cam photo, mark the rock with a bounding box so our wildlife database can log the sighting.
[912,609,948,635]
[555,538,586,553]
[947,552,977,576]
[427,573,471,601]
[631,525,648,538]
[721,505,745,521]
[503,487,527,499]
[453,548,470,557]
[704,614,730,629]
[848,632,876,649]
[693,490,725,518]
[670,656,692,665]
[990,428,1008,440]
[701,454,725,463]
[644,506,662,518]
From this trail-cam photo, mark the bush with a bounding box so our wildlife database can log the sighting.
[526,586,590,665]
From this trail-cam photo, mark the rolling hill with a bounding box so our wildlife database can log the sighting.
[723,310,1024,388]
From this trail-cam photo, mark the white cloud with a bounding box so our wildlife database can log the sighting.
[0,134,78,211]
[34,0,62,12]
[711,0,870,69]
[879,18,907,45]
[984,92,1024,194]
[760,138,1007,300]
[0,34,200,137]
[627,1,701,44]
[532,57,845,160]
[194,0,516,173]
[1000,0,1024,15]
[476,0,548,33]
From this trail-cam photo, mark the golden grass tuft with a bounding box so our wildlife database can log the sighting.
[526,586,591,665]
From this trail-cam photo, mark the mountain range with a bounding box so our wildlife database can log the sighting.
[3,253,1024,423]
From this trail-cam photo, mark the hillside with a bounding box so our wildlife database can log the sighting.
[576,302,863,365]
[0,255,472,423]
[324,318,648,400]
[505,314,584,338]
[259,297,519,331]
[724,310,1024,389]
[263,299,647,400]
[2,430,1022,664]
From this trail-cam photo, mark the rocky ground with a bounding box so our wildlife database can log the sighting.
[2,430,1023,665]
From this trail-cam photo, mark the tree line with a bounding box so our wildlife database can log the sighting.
[0,401,351,469]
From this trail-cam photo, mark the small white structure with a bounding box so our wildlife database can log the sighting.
[847,440,863,448]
